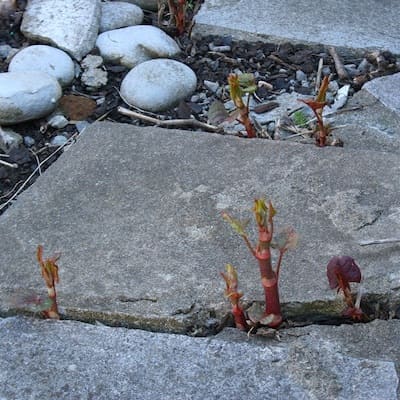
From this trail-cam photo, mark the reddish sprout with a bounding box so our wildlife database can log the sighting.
[327,256,361,292]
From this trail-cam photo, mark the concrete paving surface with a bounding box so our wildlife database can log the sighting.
[0,316,398,399]
[1,119,400,333]
[194,0,400,53]
[1,2,400,399]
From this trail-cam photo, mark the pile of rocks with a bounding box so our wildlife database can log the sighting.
[0,0,197,128]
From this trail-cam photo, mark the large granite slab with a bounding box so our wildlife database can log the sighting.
[194,0,400,54]
[0,316,398,399]
[0,123,399,333]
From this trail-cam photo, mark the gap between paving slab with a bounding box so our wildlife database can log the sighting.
[194,0,400,54]
[0,121,399,335]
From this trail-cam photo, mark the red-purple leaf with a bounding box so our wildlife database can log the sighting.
[327,256,361,290]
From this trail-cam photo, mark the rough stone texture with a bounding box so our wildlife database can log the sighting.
[8,45,75,86]
[330,88,400,153]
[21,0,101,61]
[0,316,397,400]
[0,72,62,125]
[115,0,158,11]
[99,1,143,32]
[0,123,399,333]
[120,59,197,111]
[96,25,180,68]
[363,73,400,117]
[194,0,400,54]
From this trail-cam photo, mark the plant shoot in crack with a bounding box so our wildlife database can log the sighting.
[208,73,257,138]
[327,256,365,321]
[37,245,61,319]
[221,264,249,331]
[222,198,298,329]
[299,75,330,146]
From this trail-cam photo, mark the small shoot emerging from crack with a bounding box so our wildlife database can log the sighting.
[221,198,298,331]
[37,245,61,319]
[299,75,330,146]
[327,256,365,321]
[208,73,258,138]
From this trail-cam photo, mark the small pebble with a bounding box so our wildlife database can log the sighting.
[23,136,35,147]
[357,58,372,74]
[47,114,69,129]
[295,70,307,82]
[328,80,339,92]
[203,80,219,93]
[0,44,12,59]
[75,121,90,133]
[81,55,103,70]
[322,66,331,76]
[50,135,68,146]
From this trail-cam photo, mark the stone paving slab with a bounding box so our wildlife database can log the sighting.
[194,0,400,54]
[0,122,399,333]
[329,84,400,153]
[363,72,400,116]
[0,316,398,400]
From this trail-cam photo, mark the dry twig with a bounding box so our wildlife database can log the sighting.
[118,106,222,133]
[328,47,349,80]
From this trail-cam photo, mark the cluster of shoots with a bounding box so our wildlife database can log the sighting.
[299,75,330,146]
[327,256,364,320]
[221,198,298,330]
[208,73,257,138]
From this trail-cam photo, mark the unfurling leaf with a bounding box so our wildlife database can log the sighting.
[208,100,230,125]
[316,75,330,104]
[253,198,272,227]
[271,227,299,251]
[238,73,257,94]
[37,245,60,288]
[228,74,245,109]
[326,256,361,291]
[222,212,249,237]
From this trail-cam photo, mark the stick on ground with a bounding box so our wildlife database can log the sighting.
[118,106,222,133]
[328,47,349,80]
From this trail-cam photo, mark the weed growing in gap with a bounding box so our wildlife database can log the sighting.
[222,198,298,330]
[36,245,61,319]
[208,73,258,138]
[299,75,330,146]
[327,256,365,320]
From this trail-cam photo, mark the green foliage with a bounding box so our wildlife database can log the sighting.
[292,110,309,127]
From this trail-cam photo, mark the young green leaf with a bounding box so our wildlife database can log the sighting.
[222,212,249,237]
[238,73,257,94]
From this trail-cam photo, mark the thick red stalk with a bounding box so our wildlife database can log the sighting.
[255,226,282,327]
[232,304,249,331]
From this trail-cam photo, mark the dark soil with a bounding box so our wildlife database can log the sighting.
[0,2,398,215]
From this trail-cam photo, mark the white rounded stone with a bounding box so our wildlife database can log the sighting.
[100,2,144,33]
[8,45,75,86]
[96,25,180,68]
[120,59,197,112]
[0,72,62,125]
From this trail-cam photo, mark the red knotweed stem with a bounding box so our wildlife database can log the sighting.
[232,304,249,331]
[261,276,282,328]
[256,245,283,327]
